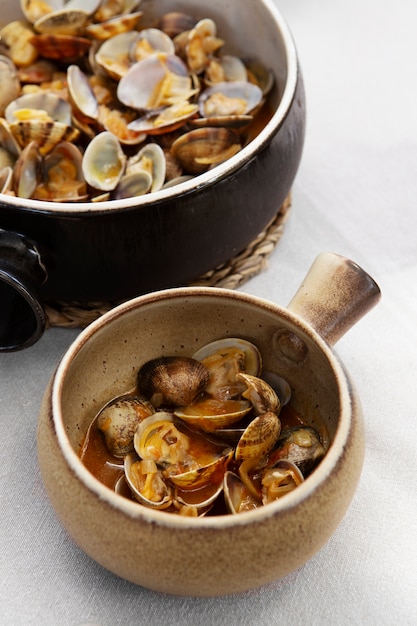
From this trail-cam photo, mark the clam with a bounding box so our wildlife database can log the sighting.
[125,453,173,509]
[96,393,154,457]
[129,28,175,62]
[236,373,280,416]
[185,18,224,74]
[67,64,99,122]
[171,126,241,175]
[0,118,22,158]
[81,130,126,191]
[111,169,152,199]
[198,81,263,126]
[5,90,73,125]
[234,411,281,461]
[117,53,197,112]
[36,141,88,201]
[95,30,140,79]
[174,397,252,433]
[94,0,142,22]
[5,92,79,154]
[223,471,261,514]
[133,412,233,491]
[85,11,143,40]
[20,0,63,24]
[204,55,248,85]
[0,56,21,116]
[245,58,275,96]
[30,33,92,61]
[127,101,199,135]
[33,8,90,35]
[137,356,209,408]
[126,143,166,192]
[0,20,39,67]
[12,140,41,198]
[269,427,327,477]
[0,147,16,170]
[261,459,304,504]
[192,337,262,400]
[0,166,13,194]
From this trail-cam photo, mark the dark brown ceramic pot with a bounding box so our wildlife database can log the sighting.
[0,0,306,350]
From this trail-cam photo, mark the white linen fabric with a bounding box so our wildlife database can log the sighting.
[1,0,416,624]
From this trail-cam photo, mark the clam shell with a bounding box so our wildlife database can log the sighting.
[126,142,166,192]
[67,64,99,122]
[85,11,143,40]
[95,30,140,80]
[0,166,13,194]
[10,120,79,155]
[34,8,90,35]
[12,140,41,198]
[234,411,281,462]
[170,126,241,175]
[5,91,72,125]
[117,53,193,111]
[20,0,63,24]
[130,28,175,61]
[137,356,209,407]
[223,471,261,514]
[30,33,92,61]
[236,372,280,416]
[96,393,154,457]
[261,459,304,505]
[0,55,21,116]
[199,81,263,118]
[174,398,252,432]
[81,130,126,191]
[111,170,152,200]
[124,453,173,510]
[166,447,233,490]
[192,337,262,400]
[205,55,248,85]
[268,427,326,477]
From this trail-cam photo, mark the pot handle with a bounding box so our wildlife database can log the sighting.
[287,252,381,346]
[0,228,47,352]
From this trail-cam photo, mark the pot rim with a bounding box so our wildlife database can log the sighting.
[1,0,299,216]
[50,286,354,529]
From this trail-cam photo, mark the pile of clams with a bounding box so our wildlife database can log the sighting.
[81,338,327,517]
[0,0,274,201]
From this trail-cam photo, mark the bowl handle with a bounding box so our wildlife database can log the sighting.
[287,252,381,346]
[0,228,47,352]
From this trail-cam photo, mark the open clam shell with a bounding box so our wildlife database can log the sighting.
[174,398,252,433]
[124,452,173,510]
[81,130,126,191]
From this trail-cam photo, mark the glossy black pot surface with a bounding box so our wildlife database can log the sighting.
[0,0,306,350]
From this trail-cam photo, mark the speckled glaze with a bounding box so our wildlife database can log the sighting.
[37,253,381,596]
[0,0,306,351]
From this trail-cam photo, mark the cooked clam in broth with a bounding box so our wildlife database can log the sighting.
[0,2,278,202]
[80,338,329,516]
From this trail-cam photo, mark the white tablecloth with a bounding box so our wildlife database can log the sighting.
[1,0,416,624]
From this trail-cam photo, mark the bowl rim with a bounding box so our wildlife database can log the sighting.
[50,286,354,529]
[1,0,299,216]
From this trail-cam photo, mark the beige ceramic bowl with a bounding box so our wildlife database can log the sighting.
[37,253,380,596]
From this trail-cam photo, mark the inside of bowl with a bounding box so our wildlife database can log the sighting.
[56,291,342,458]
